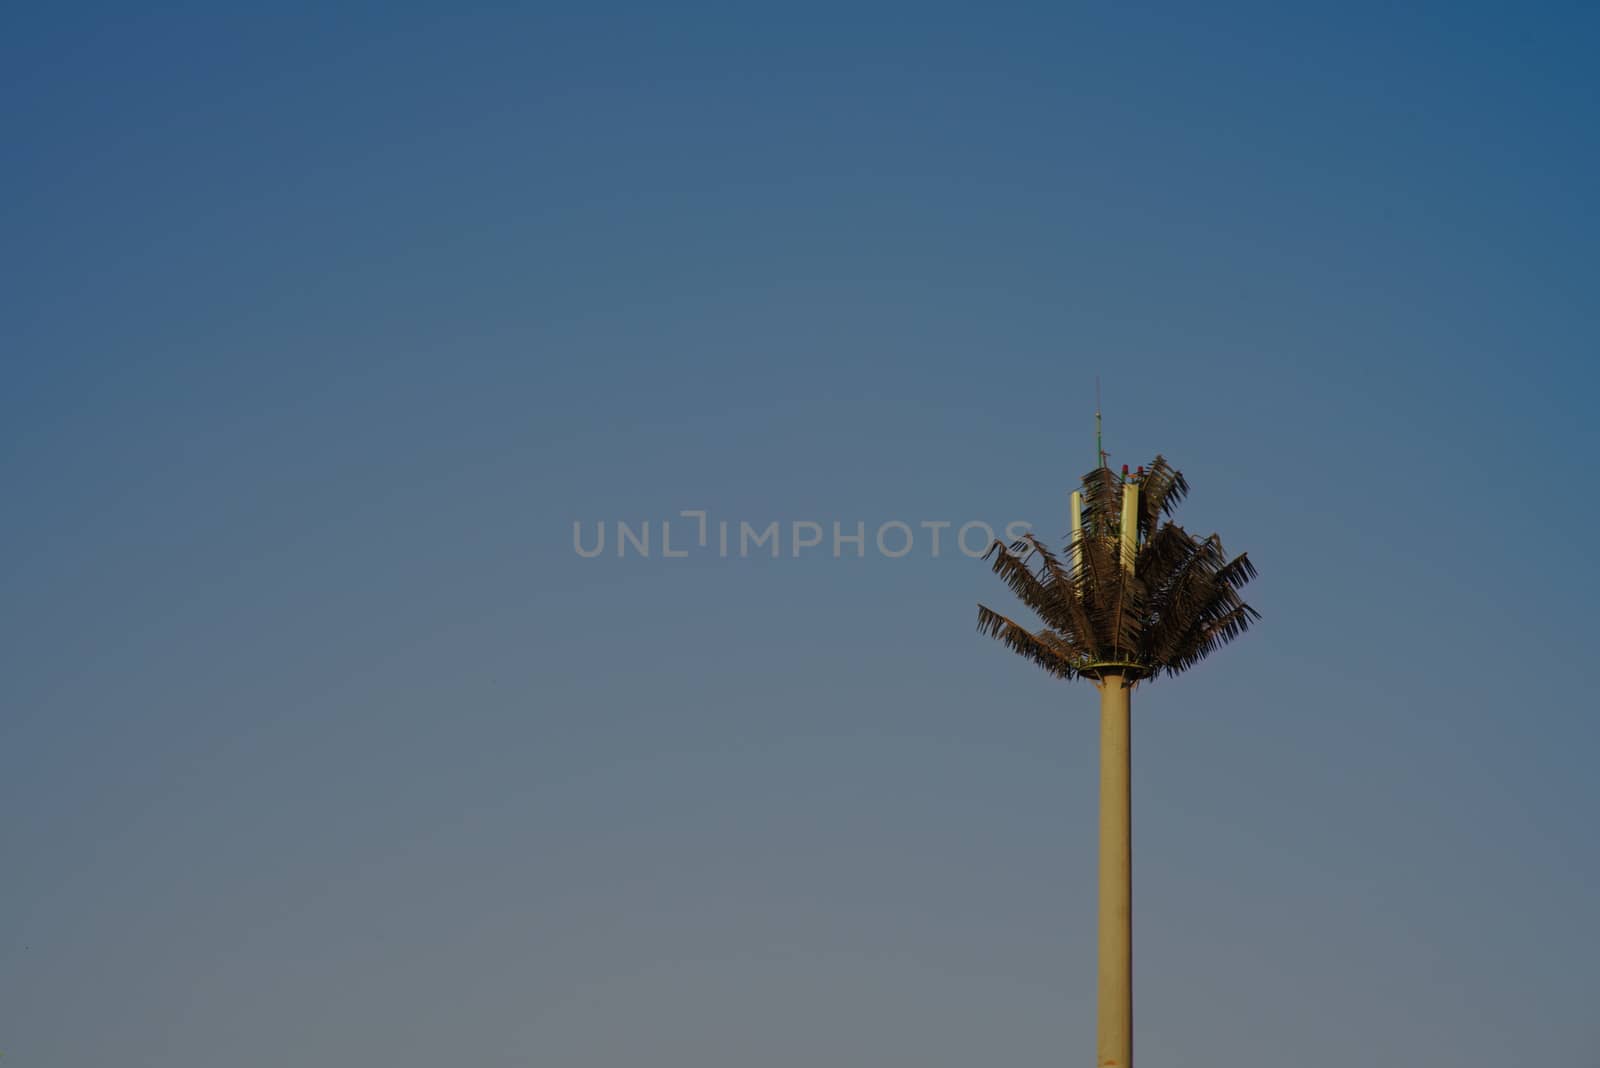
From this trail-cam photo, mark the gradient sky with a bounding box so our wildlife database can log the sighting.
[4,3,1598,1065]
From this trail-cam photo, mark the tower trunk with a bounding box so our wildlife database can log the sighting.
[1096,673,1133,1067]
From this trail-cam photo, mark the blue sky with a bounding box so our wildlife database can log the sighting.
[4,3,1598,1065]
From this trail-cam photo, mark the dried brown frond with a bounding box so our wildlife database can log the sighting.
[976,604,1083,680]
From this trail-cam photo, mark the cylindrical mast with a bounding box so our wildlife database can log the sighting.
[1096,673,1133,1067]
[1087,402,1135,1065]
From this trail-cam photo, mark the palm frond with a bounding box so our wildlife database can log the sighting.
[1137,455,1188,541]
[1017,534,1099,651]
[984,539,1075,635]
[1160,603,1261,676]
[1080,466,1122,539]
[976,604,1083,680]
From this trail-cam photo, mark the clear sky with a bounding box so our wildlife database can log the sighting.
[4,3,1597,1065]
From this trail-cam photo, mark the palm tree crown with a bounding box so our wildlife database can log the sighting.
[977,457,1259,682]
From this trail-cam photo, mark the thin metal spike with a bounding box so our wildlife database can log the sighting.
[1095,376,1105,469]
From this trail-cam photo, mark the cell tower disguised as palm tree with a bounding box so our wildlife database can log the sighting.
[976,427,1259,1068]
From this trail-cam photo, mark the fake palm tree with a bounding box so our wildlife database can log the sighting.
[977,456,1259,1068]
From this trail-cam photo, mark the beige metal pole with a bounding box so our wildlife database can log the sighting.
[1096,672,1133,1067]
